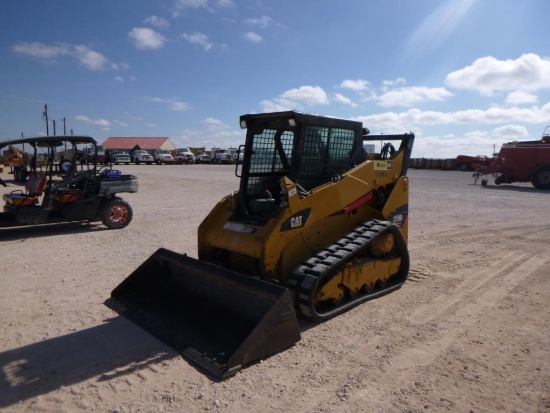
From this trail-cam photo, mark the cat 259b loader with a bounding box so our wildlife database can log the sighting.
[106,111,414,378]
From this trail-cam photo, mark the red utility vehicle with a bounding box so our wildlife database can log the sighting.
[489,126,550,189]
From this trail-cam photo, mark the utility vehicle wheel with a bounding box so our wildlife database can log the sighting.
[100,197,133,229]
[531,165,550,189]
[60,159,73,173]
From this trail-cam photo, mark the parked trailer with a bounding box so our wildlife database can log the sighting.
[489,126,550,189]
[456,154,495,172]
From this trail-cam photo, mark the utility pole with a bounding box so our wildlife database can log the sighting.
[43,104,49,136]
[53,120,57,135]
[63,117,66,135]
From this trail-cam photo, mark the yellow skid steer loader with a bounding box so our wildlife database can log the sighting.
[106,111,414,378]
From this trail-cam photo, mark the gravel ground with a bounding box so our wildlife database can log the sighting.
[0,165,549,413]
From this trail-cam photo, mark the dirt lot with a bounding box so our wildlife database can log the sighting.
[0,165,548,413]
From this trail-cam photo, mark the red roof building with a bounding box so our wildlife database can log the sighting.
[102,137,176,152]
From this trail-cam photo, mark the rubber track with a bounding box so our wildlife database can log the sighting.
[287,220,409,321]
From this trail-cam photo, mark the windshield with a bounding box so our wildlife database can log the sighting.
[158,150,171,155]
[238,128,295,220]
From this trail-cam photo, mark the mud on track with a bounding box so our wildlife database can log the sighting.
[1,166,549,412]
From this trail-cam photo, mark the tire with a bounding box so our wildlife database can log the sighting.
[100,197,133,229]
[60,159,73,173]
[531,165,550,190]
[135,159,140,165]
[459,163,468,172]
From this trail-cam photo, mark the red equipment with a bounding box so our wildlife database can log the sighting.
[490,126,550,189]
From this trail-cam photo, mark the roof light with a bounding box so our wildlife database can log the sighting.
[240,120,247,129]
[288,119,296,127]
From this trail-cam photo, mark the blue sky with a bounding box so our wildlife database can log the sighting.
[1,0,549,158]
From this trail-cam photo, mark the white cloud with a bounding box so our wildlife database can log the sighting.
[171,0,210,16]
[13,41,113,71]
[13,42,70,59]
[491,124,529,139]
[181,32,213,51]
[339,79,369,92]
[75,115,111,128]
[128,27,166,50]
[144,15,170,30]
[203,117,230,132]
[446,53,550,95]
[353,102,550,132]
[151,97,192,111]
[217,0,234,8]
[505,90,538,105]
[375,86,453,107]
[244,32,263,43]
[113,120,129,127]
[383,77,407,87]
[261,86,329,112]
[74,45,110,70]
[203,117,223,125]
[114,76,124,82]
[245,16,274,28]
[333,93,357,107]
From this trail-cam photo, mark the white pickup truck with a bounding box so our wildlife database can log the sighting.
[211,148,233,164]
[174,147,195,164]
[153,150,175,164]
[131,150,154,165]
[111,150,131,165]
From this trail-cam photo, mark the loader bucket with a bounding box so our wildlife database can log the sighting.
[105,248,301,378]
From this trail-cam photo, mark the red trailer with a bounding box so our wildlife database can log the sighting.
[456,154,495,172]
[491,126,550,189]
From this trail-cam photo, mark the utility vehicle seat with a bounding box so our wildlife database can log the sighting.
[3,173,47,206]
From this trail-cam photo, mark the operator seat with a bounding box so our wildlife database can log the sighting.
[3,173,47,206]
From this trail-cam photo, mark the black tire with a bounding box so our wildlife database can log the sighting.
[60,159,73,173]
[459,163,468,172]
[135,159,140,165]
[100,197,133,229]
[531,165,550,190]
